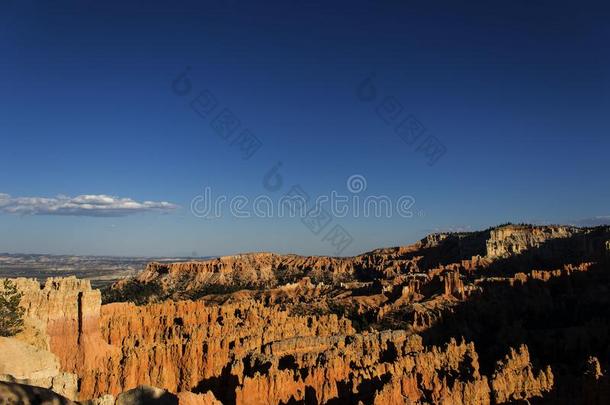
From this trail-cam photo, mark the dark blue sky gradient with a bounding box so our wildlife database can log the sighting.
[1,0,608,256]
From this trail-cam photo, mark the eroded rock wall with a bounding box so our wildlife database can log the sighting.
[77,300,353,399]
[5,277,112,373]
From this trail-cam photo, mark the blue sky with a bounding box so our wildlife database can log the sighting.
[0,0,608,257]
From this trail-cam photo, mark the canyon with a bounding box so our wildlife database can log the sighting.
[2,224,610,404]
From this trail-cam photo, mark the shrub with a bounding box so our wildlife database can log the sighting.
[102,279,164,305]
[327,301,371,332]
[0,279,25,337]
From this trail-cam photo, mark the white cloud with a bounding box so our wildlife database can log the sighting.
[0,193,178,217]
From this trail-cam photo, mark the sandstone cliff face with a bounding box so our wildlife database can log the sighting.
[137,254,357,291]
[5,277,110,373]
[486,225,577,258]
[0,277,110,401]
[485,224,609,264]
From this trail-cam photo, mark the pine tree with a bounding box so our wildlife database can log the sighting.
[0,279,25,337]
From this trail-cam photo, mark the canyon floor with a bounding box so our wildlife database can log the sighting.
[2,224,610,404]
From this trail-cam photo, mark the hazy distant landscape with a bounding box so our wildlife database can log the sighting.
[0,254,210,288]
